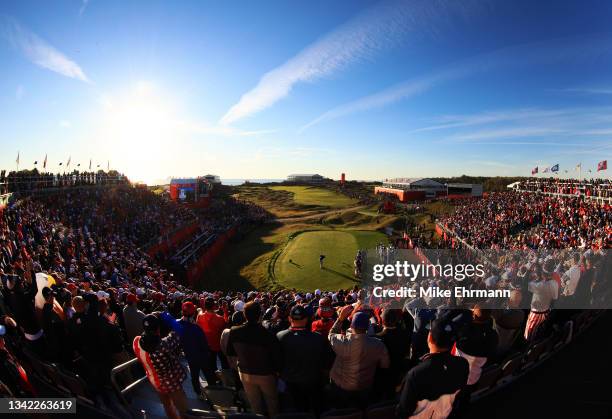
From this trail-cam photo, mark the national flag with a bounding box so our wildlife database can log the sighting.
[43,154,47,169]
[598,160,607,171]
[543,167,550,173]
[16,151,20,165]
[551,164,559,172]
[531,166,538,175]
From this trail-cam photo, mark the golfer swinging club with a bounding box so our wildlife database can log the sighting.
[319,254,326,269]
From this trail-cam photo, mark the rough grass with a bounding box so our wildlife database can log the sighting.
[269,185,357,208]
[274,230,388,291]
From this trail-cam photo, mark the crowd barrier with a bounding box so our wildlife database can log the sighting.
[514,188,612,204]
[187,227,237,286]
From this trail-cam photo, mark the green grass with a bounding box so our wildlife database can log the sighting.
[269,185,357,208]
[274,230,388,291]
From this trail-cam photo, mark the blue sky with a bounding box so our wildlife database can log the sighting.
[1,0,612,184]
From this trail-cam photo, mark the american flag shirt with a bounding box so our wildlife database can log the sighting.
[133,332,186,394]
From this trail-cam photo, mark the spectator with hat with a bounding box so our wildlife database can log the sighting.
[397,318,469,419]
[123,293,145,346]
[133,313,187,419]
[327,305,390,408]
[311,297,336,336]
[277,304,331,414]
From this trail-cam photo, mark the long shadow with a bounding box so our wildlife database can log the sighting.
[322,266,360,283]
[197,221,282,291]
[289,260,303,268]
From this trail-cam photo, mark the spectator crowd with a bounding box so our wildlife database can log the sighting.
[0,180,609,419]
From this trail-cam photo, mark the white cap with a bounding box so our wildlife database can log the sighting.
[234,300,245,312]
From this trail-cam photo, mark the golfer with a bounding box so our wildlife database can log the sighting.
[319,254,326,269]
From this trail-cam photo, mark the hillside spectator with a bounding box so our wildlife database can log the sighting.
[133,314,187,419]
[123,294,145,345]
[525,267,559,341]
[453,306,498,393]
[162,302,216,397]
[397,319,469,419]
[491,290,525,358]
[376,308,411,397]
[227,301,281,417]
[277,305,330,413]
[327,306,390,408]
[196,297,228,383]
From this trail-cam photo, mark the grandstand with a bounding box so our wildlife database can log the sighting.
[0,170,609,418]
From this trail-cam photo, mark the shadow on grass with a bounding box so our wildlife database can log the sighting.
[322,267,359,283]
[195,222,282,291]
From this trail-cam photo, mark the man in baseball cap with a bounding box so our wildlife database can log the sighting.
[277,304,329,414]
[327,304,390,409]
[397,319,468,418]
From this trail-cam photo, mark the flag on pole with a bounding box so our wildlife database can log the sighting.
[543,167,550,173]
[43,154,47,169]
[531,166,538,175]
[575,163,581,171]
[598,160,607,171]
[16,151,20,165]
[551,164,559,172]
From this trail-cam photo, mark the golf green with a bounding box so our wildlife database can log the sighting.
[275,230,388,291]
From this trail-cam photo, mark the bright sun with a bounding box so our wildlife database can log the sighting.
[100,82,181,184]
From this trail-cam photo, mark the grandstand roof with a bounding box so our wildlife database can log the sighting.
[384,178,444,187]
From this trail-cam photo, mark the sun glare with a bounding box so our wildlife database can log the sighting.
[100,82,180,184]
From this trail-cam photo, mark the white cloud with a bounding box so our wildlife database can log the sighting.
[556,87,612,95]
[299,35,612,131]
[1,16,90,82]
[220,0,457,125]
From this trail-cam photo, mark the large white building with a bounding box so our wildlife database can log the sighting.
[286,174,325,183]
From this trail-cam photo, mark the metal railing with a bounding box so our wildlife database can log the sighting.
[110,357,148,405]
[513,188,612,203]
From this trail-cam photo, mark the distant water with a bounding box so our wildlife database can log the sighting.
[222,178,284,186]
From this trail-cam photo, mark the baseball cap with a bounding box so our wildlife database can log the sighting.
[429,318,456,349]
[182,301,197,317]
[318,305,334,318]
[290,305,308,320]
[351,311,370,331]
[142,314,160,333]
[42,287,55,299]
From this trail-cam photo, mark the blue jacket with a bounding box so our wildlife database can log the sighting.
[161,312,210,365]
